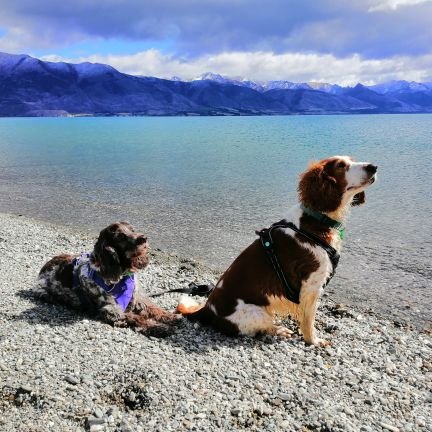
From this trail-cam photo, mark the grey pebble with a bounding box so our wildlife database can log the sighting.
[65,375,80,385]
[379,422,400,432]
[93,408,104,419]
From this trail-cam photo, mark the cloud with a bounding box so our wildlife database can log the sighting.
[41,50,432,85]
[0,0,432,58]
[368,0,432,12]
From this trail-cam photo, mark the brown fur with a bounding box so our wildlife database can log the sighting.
[178,156,377,345]
[38,222,179,337]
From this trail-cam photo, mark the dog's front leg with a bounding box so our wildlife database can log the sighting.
[97,304,125,326]
[299,291,329,346]
[131,290,180,324]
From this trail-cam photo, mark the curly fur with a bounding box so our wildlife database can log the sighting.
[36,222,179,337]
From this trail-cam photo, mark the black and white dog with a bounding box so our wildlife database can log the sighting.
[37,221,178,336]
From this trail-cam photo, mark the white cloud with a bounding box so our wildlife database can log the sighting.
[40,49,432,85]
[368,0,432,12]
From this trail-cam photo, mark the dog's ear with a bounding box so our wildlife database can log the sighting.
[321,162,337,184]
[351,191,366,206]
[94,239,123,282]
[299,162,341,212]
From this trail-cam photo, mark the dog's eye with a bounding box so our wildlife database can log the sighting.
[117,232,128,241]
[336,161,346,169]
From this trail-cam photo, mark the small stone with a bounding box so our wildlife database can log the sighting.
[65,375,80,385]
[379,422,400,432]
[231,408,241,416]
[87,417,105,427]
[120,419,134,432]
[344,407,355,416]
[225,375,239,381]
[278,393,291,401]
[271,398,283,406]
[19,385,33,393]
[93,408,104,419]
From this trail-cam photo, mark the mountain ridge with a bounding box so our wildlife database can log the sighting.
[1,52,431,116]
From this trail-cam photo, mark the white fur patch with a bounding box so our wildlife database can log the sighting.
[225,299,273,336]
[208,303,218,314]
[284,204,303,228]
[179,296,198,308]
[346,161,370,189]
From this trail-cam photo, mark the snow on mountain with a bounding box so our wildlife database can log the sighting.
[307,82,344,94]
[368,80,431,94]
[264,81,312,91]
[194,72,241,85]
[1,52,432,116]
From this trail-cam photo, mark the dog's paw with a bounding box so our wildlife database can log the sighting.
[314,338,332,347]
[274,325,294,338]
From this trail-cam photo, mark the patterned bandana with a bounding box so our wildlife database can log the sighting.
[72,253,135,312]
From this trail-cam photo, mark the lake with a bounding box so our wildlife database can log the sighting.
[0,115,430,326]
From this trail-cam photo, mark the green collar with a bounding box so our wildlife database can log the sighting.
[301,205,345,240]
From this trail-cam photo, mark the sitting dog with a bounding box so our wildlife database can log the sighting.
[177,156,377,345]
[37,221,178,336]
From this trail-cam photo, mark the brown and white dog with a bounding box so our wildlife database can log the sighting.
[37,222,178,337]
[177,156,377,345]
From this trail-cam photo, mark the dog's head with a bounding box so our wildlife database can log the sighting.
[298,156,377,213]
[93,222,149,283]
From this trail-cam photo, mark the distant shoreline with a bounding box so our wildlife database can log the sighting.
[1,111,431,118]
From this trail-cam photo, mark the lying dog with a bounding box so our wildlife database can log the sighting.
[37,221,178,336]
[177,156,377,345]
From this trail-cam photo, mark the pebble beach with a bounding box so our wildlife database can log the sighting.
[0,212,431,432]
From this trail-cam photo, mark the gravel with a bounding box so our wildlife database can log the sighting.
[0,212,431,432]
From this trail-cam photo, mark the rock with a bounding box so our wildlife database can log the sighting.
[379,422,400,432]
[19,385,33,393]
[231,408,241,416]
[278,393,291,401]
[87,417,105,427]
[93,408,104,419]
[65,375,80,385]
[120,419,134,432]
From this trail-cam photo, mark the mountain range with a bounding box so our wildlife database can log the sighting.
[1,52,432,117]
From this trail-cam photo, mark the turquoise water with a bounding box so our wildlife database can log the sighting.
[0,115,431,324]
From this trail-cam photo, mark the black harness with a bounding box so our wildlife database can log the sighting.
[256,220,340,304]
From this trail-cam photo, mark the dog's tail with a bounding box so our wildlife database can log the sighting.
[176,296,214,325]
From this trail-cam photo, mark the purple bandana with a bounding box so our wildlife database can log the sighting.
[73,253,135,312]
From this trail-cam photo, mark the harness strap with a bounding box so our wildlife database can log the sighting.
[149,282,215,298]
[257,226,301,304]
[283,222,340,273]
[256,221,340,304]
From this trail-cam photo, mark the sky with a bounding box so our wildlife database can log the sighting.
[0,0,432,85]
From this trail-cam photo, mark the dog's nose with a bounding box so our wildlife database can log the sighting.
[365,164,378,174]
[136,236,147,245]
